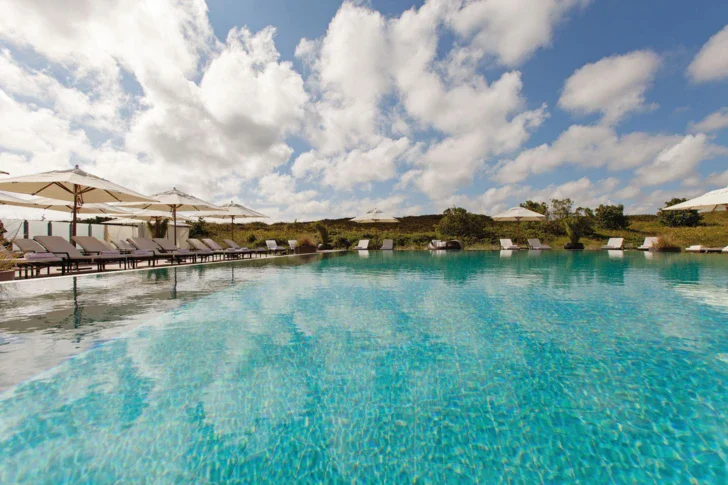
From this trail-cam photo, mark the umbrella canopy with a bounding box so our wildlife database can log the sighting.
[190,201,268,240]
[350,208,399,223]
[492,207,547,222]
[7,197,132,215]
[663,187,728,212]
[0,165,155,236]
[126,209,193,222]
[123,187,219,244]
[0,171,8,175]
[492,207,547,246]
[0,191,31,205]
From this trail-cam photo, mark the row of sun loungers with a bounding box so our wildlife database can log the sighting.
[7,236,269,278]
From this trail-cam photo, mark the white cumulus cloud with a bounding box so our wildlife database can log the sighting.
[688,24,728,83]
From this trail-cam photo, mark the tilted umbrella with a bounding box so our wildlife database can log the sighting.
[0,165,156,237]
[191,201,268,241]
[121,188,219,245]
[350,208,399,224]
[492,207,546,246]
[663,187,728,212]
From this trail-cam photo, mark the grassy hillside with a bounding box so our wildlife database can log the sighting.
[200,211,728,251]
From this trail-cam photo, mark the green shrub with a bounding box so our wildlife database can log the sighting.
[658,198,702,227]
[188,218,210,238]
[595,204,630,230]
[315,223,331,249]
[247,233,257,244]
[333,236,351,249]
[436,207,490,242]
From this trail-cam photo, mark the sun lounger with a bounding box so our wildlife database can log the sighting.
[153,238,202,262]
[73,236,155,268]
[128,237,192,264]
[224,239,266,257]
[685,245,723,253]
[353,240,369,250]
[187,238,226,261]
[2,244,65,277]
[500,239,520,250]
[381,239,394,250]
[35,236,126,272]
[638,237,658,251]
[288,240,298,251]
[266,240,287,254]
[528,239,551,250]
[723,246,728,253]
[601,238,624,250]
[111,239,135,253]
[201,239,251,259]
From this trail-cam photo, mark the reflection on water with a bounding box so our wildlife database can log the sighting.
[0,255,326,390]
[1,251,728,483]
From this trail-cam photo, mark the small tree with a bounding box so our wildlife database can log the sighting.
[436,207,490,242]
[658,198,702,227]
[146,218,169,238]
[315,223,331,249]
[595,204,630,230]
[550,198,573,221]
[563,208,595,245]
[189,218,210,238]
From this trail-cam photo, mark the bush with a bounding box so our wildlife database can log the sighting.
[188,218,210,238]
[658,198,702,227]
[436,207,490,242]
[595,204,630,230]
[247,233,257,244]
[333,236,351,249]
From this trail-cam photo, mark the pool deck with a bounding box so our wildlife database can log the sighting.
[4,249,348,283]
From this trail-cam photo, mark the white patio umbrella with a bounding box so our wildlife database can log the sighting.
[0,165,156,236]
[0,191,31,205]
[126,209,193,222]
[7,197,132,216]
[492,207,546,246]
[350,208,399,224]
[121,188,219,244]
[663,187,728,212]
[191,201,268,240]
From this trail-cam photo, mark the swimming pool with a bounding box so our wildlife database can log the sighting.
[1,251,727,483]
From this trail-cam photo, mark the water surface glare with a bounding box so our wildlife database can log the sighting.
[1,251,728,483]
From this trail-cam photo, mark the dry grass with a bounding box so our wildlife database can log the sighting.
[0,249,16,271]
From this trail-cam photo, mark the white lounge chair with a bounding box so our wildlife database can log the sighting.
[527,239,551,250]
[353,240,369,250]
[722,246,728,253]
[638,237,658,251]
[500,239,519,250]
[266,240,287,254]
[380,239,394,250]
[601,238,624,250]
[686,245,704,253]
[288,240,298,251]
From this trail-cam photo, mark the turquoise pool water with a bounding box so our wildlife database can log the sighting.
[1,251,728,483]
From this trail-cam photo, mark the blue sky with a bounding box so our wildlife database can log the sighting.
[1,0,727,221]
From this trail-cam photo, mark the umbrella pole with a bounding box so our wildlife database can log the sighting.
[516,218,520,247]
[173,207,177,245]
[71,184,78,238]
[231,216,235,241]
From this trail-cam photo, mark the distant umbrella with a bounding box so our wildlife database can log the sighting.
[492,207,546,246]
[350,208,399,224]
[192,201,268,240]
[0,165,155,237]
[121,188,219,245]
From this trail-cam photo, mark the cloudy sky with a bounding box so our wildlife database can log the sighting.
[0,0,727,221]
